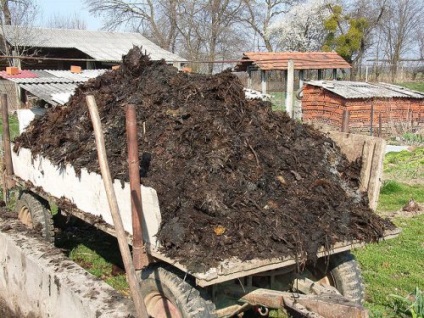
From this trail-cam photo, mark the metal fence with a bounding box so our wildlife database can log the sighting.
[355,63,424,83]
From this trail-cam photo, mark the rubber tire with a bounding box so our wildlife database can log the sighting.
[15,192,54,242]
[140,264,217,318]
[315,252,365,304]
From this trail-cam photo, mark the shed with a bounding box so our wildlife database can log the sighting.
[0,68,106,115]
[0,26,186,70]
[234,52,351,116]
[302,80,424,135]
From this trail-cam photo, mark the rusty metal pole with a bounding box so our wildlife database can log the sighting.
[126,104,149,269]
[86,95,148,318]
[1,94,14,197]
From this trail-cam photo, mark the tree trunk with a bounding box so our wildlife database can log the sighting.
[2,0,12,25]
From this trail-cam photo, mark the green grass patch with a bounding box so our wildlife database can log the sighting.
[0,114,20,140]
[270,91,286,111]
[353,215,424,317]
[68,244,128,294]
[378,180,424,213]
[399,82,424,93]
[383,148,424,184]
[55,218,129,294]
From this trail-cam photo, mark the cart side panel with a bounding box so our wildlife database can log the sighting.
[12,146,161,246]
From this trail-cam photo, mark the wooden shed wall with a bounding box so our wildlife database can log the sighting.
[302,85,424,135]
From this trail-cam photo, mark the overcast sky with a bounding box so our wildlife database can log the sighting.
[36,0,103,30]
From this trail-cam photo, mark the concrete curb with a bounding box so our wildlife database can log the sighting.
[0,216,136,318]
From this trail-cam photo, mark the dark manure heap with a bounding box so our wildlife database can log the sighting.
[14,47,395,272]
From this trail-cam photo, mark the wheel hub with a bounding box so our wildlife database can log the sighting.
[144,292,182,318]
[18,206,33,228]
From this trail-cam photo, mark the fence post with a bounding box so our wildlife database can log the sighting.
[261,70,267,95]
[286,60,294,118]
[341,109,350,132]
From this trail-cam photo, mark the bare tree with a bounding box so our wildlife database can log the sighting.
[378,0,424,81]
[1,0,11,25]
[418,29,424,60]
[0,0,39,66]
[47,13,87,30]
[240,0,297,52]
[203,0,245,73]
[85,0,246,73]
[85,0,179,52]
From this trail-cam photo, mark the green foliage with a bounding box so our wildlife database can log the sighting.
[384,148,424,184]
[399,82,424,93]
[402,133,424,145]
[389,287,424,318]
[323,5,369,63]
[354,215,424,317]
[56,218,129,294]
[0,114,19,140]
[378,180,424,212]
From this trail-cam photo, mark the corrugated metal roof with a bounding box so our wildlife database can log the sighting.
[7,77,80,84]
[31,70,59,78]
[1,26,186,62]
[306,80,424,99]
[235,52,351,71]
[0,69,107,106]
[44,69,107,81]
[19,82,79,106]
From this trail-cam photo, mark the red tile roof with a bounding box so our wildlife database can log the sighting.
[0,70,38,79]
[235,52,351,71]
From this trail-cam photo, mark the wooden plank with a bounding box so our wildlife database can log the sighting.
[367,138,386,210]
[328,132,386,210]
[359,139,375,193]
[147,231,400,287]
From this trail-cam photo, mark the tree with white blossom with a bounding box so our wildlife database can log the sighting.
[268,0,335,52]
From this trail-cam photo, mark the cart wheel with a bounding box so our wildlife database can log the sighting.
[16,192,54,242]
[308,251,365,304]
[140,264,217,318]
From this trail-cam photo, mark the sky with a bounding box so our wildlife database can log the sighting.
[36,0,103,30]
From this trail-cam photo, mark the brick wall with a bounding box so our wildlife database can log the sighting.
[302,85,424,136]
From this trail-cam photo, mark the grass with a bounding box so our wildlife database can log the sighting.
[0,114,19,140]
[68,244,129,294]
[378,181,424,213]
[353,215,424,317]
[389,287,424,318]
[398,82,424,93]
[54,217,130,294]
[383,148,424,184]
[352,146,424,317]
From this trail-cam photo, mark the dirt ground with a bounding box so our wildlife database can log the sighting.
[14,47,395,271]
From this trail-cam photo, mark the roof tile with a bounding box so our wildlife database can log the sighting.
[235,52,351,71]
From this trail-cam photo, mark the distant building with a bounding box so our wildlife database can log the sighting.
[235,51,351,92]
[0,26,186,111]
[234,51,352,117]
[302,81,424,136]
[0,26,186,70]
